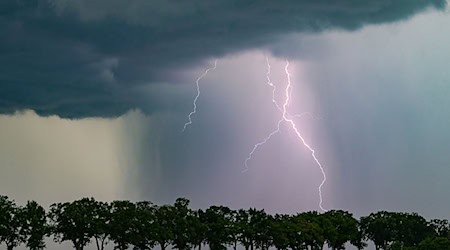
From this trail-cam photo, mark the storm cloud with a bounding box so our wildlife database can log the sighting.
[0,0,446,117]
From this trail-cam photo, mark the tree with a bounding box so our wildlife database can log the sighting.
[323,210,359,250]
[228,210,241,250]
[286,214,307,250]
[350,221,367,250]
[290,212,326,250]
[90,201,111,250]
[0,196,25,250]
[269,214,290,250]
[361,211,433,249]
[22,201,48,250]
[189,209,207,250]
[50,198,98,250]
[236,208,270,250]
[360,211,397,250]
[131,201,156,250]
[109,200,136,250]
[396,212,434,247]
[236,209,254,250]
[429,219,450,238]
[153,205,175,250]
[418,237,450,250]
[388,241,406,250]
[250,209,272,250]
[172,198,195,250]
[203,205,233,250]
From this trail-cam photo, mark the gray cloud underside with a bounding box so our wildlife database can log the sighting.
[0,0,446,117]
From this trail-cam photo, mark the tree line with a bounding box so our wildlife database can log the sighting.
[1,195,449,250]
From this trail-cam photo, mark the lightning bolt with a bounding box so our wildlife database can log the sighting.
[183,60,218,131]
[282,60,327,212]
[243,119,282,173]
[244,57,327,212]
[243,57,317,172]
[265,56,283,112]
[243,56,284,173]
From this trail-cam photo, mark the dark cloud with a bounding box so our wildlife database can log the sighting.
[0,0,446,117]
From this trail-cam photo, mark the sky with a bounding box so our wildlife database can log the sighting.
[1,1,450,249]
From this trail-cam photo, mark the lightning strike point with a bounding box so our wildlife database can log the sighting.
[183,59,218,131]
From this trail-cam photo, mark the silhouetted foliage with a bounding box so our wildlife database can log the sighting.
[418,237,450,250]
[270,214,290,250]
[131,201,156,250]
[153,204,175,250]
[323,210,359,250]
[90,200,111,250]
[0,196,25,250]
[1,195,450,250]
[109,200,136,250]
[172,198,194,250]
[429,219,450,238]
[188,209,207,250]
[22,201,49,250]
[49,198,98,250]
[203,206,233,250]
[235,208,254,250]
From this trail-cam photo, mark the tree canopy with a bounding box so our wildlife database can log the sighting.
[0,195,449,250]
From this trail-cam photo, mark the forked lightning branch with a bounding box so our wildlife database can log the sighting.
[183,57,328,212]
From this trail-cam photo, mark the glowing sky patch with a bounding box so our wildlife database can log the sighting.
[243,56,328,212]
